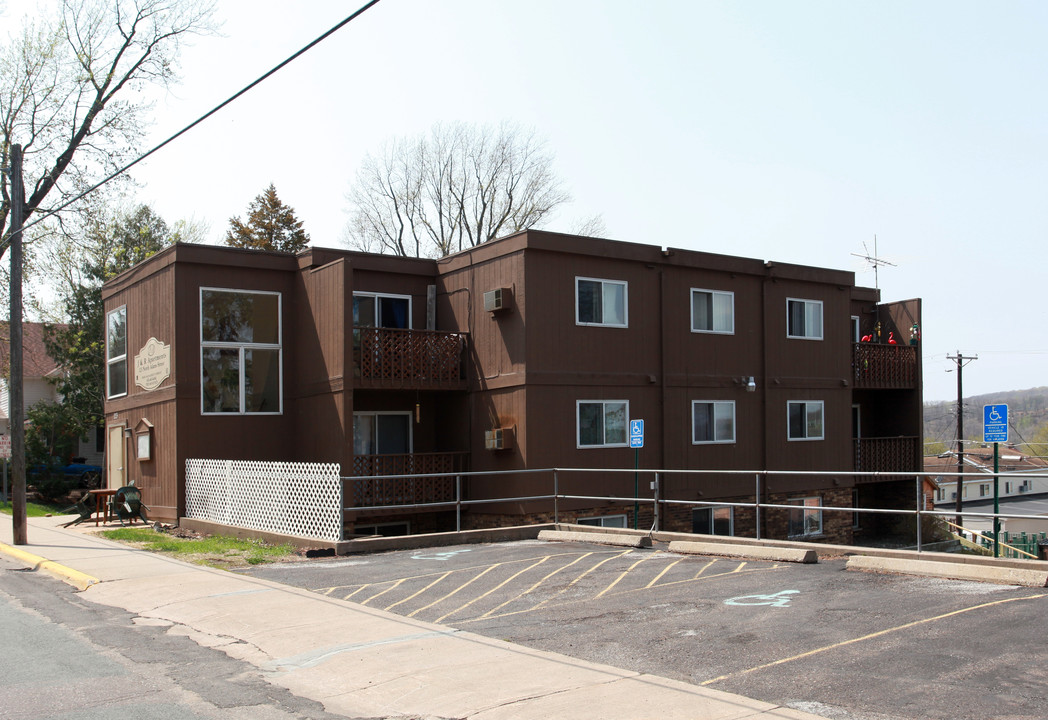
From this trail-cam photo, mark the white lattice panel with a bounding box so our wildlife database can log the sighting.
[185,459,342,542]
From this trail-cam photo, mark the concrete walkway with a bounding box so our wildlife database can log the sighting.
[1,515,820,719]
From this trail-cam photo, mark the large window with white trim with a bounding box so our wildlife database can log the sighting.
[200,289,282,414]
[691,288,734,334]
[787,497,823,537]
[106,306,127,399]
[692,401,735,444]
[577,400,628,448]
[787,400,824,441]
[576,277,627,327]
[787,298,823,340]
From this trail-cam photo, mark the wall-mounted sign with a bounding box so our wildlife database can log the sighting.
[135,337,171,391]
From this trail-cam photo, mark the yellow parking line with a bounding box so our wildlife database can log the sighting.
[385,571,452,612]
[360,578,405,605]
[343,585,369,600]
[692,559,718,579]
[701,592,1048,687]
[407,563,501,618]
[595,552,658,599]
[435,557,551,623]
[646,557,684,588]
[479,552,595,619]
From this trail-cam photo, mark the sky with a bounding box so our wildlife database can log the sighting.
[3,0,1047,403]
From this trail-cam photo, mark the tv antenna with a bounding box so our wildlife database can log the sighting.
[851,235,896,290]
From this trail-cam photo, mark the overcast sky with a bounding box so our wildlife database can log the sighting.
[4,0,1046,403]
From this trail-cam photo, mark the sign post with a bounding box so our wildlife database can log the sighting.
[630,420,644,529]
[983,405,1008,558]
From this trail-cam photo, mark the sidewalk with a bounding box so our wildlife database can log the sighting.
[1,515,820,720]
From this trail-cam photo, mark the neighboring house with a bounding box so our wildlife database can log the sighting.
[0,322,104,466]
[101,232,924,541]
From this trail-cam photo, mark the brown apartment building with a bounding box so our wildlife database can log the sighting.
[101,231,922,543]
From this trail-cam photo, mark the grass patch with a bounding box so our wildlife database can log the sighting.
[0,500,70,517]
[98,527,296,569]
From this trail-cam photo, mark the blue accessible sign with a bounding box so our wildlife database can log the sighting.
[630,419,644,448]
[983,404,1008,443]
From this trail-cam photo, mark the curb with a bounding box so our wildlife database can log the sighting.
[846,555,1048,587]
[668,540,818,564]
[538,529,652,548]
[0,541,101,591]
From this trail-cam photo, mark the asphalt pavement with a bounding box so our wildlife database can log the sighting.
[1,515,820,720]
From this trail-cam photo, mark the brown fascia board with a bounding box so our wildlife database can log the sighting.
[299,246,441,279]
[102,243,299,300]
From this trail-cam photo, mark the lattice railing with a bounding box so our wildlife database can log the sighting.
[355,328,465,387]
[854,436,920,478]
[853,343,918,388]
[350,452,468,507]
[185,459,343,542]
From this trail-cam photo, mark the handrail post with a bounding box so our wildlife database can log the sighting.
[455,475,461,532]
[653,473,660,532]
[553,470,559,524]
[915,475,922,553]
[755,473,762,541]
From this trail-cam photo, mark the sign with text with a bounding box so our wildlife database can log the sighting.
[630,419,644,449]
[983,404,1008,443]
[135,337,171,391]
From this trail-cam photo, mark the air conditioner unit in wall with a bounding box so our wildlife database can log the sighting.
[483,288,511,313]
[485,427,514,450]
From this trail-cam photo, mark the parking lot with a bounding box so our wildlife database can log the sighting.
[243,539,1048,719]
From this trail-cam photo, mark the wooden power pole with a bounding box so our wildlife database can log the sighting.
[947,351,977,532]
[7,144,27,545]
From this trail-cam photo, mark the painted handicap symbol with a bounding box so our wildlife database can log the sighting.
[724,590,799,608]
[412,548,473,561]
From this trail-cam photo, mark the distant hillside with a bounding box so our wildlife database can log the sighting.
[924,386,1048,451]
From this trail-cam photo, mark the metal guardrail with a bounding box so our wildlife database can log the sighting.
[344,467,1048,551]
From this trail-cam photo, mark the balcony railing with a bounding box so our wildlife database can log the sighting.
[853,342,918,389]
[854,436,920,480]
[349,452,469,507]
[355,328,466,389]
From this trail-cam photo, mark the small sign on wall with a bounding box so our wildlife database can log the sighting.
[135,337,171,391]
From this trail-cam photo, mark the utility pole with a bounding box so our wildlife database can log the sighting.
[947,351,977,532]
[6,144,27,545]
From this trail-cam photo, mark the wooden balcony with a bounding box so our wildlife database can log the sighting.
[349,452,469,507]
[854,436,920,481]
[355,328,467,389]
[852,342,918,389]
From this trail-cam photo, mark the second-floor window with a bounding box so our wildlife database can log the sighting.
[577,400,628,447]
[576,277,627,327]
[201,288,282,415]
[353,292,411,330]
[787,298,823,340]
[691,289,734,334]
[787,400,824,441]
[106,306,127,399]
[692,401,735,444]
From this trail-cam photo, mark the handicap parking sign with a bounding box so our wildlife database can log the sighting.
[983,404,1008,443]
[630,419,644,448]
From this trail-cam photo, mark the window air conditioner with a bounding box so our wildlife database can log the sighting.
[485,427,514,450]
[483,288,510,313]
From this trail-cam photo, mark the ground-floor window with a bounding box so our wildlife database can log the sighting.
[692,506,733,536]
[353,412,412,455]
[352,521,410,537]
[788,496,822,537]
[578,515,627,528]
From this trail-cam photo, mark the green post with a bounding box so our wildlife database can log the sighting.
[634,448,639,530]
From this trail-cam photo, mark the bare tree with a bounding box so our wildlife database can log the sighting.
[346,122,574,258]
[0,0,216,262]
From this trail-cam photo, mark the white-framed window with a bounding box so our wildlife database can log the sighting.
[353,292,412,330]
[576,277,627,327]
[693,506,733,536]
[787,400,824,441]
[578,515,627,528]
[788,497,822,537]
[200,288,282,415]
[577,400,628,448]
[692,401,735,444]
[851,316,860,342]
[691,288,734,334]
[787,298,823,340]
[106,306,128,399]
[1005,481,1013,494]
[979,484,989,497]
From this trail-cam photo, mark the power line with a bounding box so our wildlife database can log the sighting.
[17,0,384,235]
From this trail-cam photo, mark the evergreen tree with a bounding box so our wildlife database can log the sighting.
[225,184,310,253]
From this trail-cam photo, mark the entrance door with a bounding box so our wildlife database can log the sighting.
[106,425,126,489]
